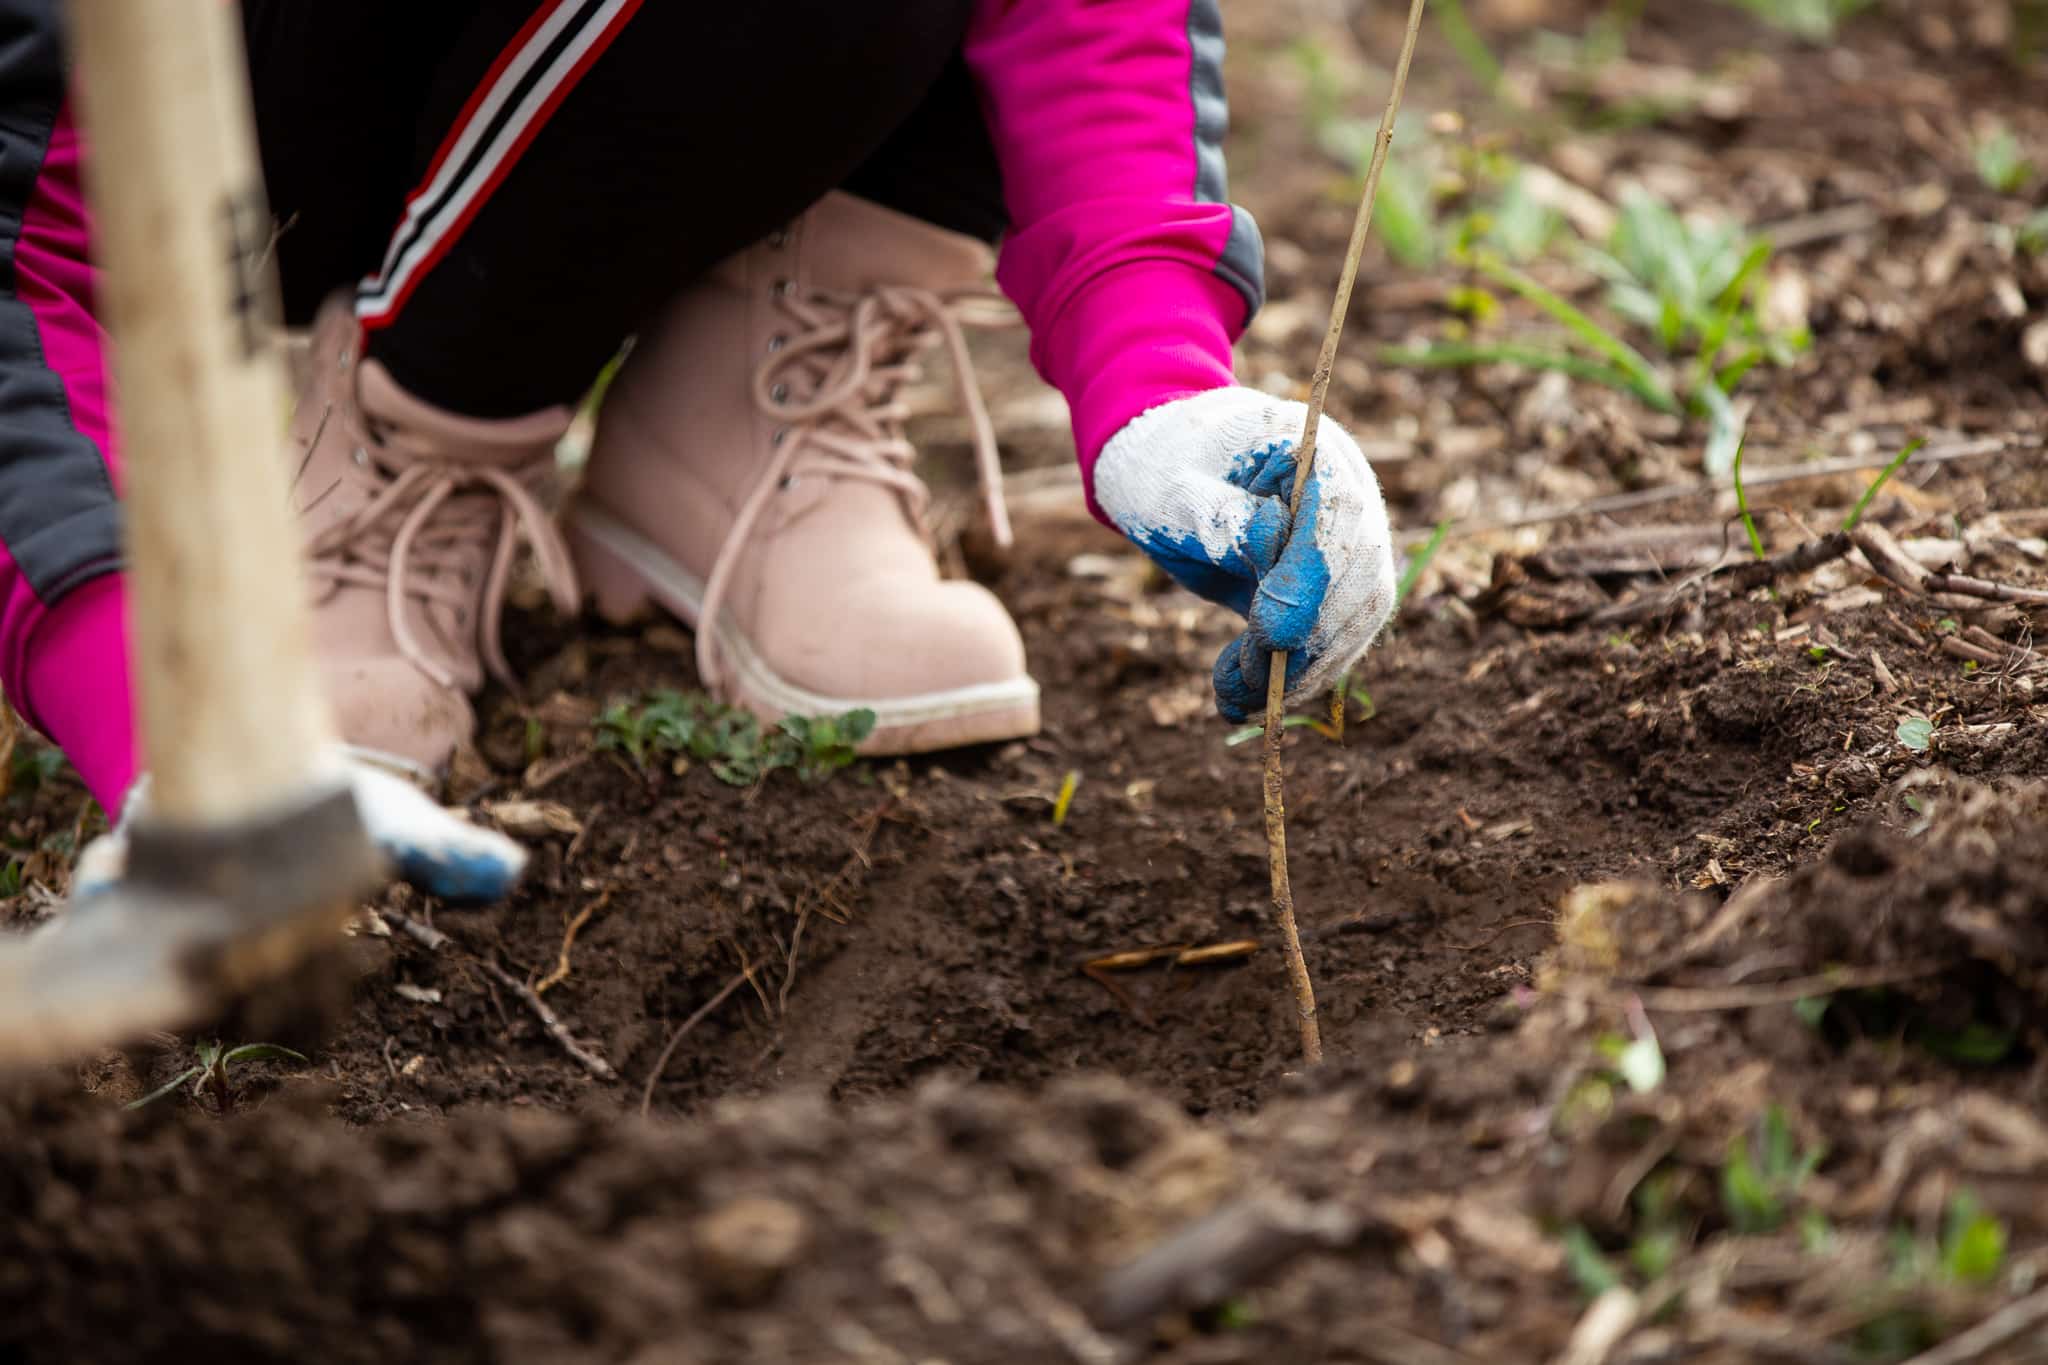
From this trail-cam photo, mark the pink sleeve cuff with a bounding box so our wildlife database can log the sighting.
[1001,250,1244,526]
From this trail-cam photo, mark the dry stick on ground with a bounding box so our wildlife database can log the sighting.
[1921,572,2048,606]
[376,906,617,1080]
[1259,0,1428,1070]
[1434,436,2015,546]
[477,957,618,1082]
[1590,530,1858,626]
[533,889,610,996]
[1901,1283,2048,1365]
[377,906,450,952]
[1094,1194,1364,1331]
[640,967,755,1116]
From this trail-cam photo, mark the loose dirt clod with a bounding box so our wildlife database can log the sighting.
[691,1196,811,1304]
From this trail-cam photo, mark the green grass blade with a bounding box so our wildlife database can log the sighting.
[1471,252,1679,411]
[222,1043,310,1067]
[1732,436,1766,561]
[1432,0,1509,102]
[125,1066,203,1110]
[1395,520,1451,610]
[1696,382,1745,480]
[1841,437,1926,532]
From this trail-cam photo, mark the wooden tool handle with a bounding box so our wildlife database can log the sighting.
[66,1,340,823]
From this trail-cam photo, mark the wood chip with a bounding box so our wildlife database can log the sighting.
[484,799,583,838]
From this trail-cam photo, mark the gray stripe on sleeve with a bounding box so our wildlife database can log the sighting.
[1186,0,1229,204]
[1185,0,1264,321]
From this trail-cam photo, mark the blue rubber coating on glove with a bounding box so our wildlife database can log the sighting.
[1123,441,1295,616]
[1215,454,1333,722]
[1118,435,1337,721]
[386,839,522,905]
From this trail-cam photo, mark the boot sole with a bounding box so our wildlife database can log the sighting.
[565,503,1042,755]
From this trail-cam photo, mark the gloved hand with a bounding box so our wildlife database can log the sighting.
[72,749,529,905]
[1093,387,1398,721]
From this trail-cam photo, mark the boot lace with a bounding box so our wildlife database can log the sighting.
[302,425,580,692]
[693,282,1016,694]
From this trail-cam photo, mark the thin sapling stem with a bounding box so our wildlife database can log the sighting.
[1262,0,1430,1067]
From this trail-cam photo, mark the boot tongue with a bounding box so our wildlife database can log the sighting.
[356,360,572,471]
[800,192,995,295]
[325,361,582,688]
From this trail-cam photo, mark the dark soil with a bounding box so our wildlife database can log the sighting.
[7,2,2048,1361]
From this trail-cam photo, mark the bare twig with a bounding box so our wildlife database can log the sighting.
[533,889,610,996]
[1941,637,2006,668]
[1590,529,1857,626]
[1901,1284,2048,1365]
[1553,1287,1640,1365]
[1725,530,1855,593]
[1921,572,2048,607]
[1437,437,2015,545]
[1848,523,1931,594]
[1451,918,1554,952]
[1259,0,1429,1070]
[1355,1326,1487,1365]
[778,800,891,1015]
[639,968,754,1116]
[1094,1195,1363,1330]
[477,957,617,1082]
[377,907,450,952]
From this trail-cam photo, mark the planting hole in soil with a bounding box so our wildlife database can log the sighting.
[8,2,2048,1361]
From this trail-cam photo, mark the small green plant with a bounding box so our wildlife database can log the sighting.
[1895,714,1935,753]
[8,738,71,800]
[1720,1104,1824,1233]
[2017,206,2048,256]
[1561,1224,1625,1297]
[1559,1173,1691,1301]
[595,690,874,785]
[1974,124,2033,194]
[1387,187,1805,478]
[1939,1190,2008,1285]
[126,1040,308,1114]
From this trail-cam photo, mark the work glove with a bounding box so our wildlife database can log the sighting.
[72,749,529,905]
[1092,387,1398,721]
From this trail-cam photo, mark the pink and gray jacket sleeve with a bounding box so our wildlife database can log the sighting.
[0,7,137,815]
[964,0,1264,525]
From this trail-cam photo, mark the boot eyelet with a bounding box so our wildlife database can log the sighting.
[771,278,793,298]
[766,334,786,353]
[770,382,790,402]
[771,428,789,447]
[767,229,790,248]
[778,475,799,492]
[351,447,369,466]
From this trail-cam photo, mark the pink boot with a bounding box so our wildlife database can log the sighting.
[565,192,1040,754]
[291,295,579,780]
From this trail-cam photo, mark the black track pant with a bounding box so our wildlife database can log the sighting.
[240,0,1008,418]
